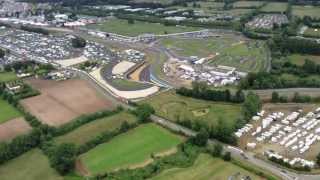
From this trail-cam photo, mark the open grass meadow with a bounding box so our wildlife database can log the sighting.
[151,154,264,180]
[292,5,320,19]
[161,37,268,72]
[141,91,242,128]
[80,123,183,175]
[0,149,62,180]
[287,54,320,66]
[233,1,264,8]
[87,18,201,36]
[260,2,288,13]
[109,78,152,91]
[0,98,22,124]
[0,71,17,83]
[55,112,137,145]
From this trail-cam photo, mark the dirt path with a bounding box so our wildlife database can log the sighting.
[75,159,90,176]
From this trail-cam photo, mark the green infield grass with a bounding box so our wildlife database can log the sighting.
[151,154,264,180]
[55,112,137,145]
[87,18,201,36]
[161,37,268,72]
[292,5,320,19]
[0,98,22,124]
[80,123,183,175]
[140,91,242,128]
[0,149,62,180]
[0,71,17,83]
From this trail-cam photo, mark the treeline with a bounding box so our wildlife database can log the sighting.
[271,91,320,103]
[272,59,320,76]
[176,82,245,103]
[20,25,49,35]
[239,72,320,89]
[268,35,320,55]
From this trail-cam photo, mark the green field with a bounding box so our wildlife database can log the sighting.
[0,98,22,124]
[161,37,268,72]
[80,123,183,175]
[261,2,288,13]
[233,1,264,8]
[304,28,320,38]
[287,54,320,66]
[55,112,137,145]
[0,149,62,180]
[87,18,201,36]
[292,5,320,18]
[141,91,242,128]
[0,71,17,83]
[151,154,264,180]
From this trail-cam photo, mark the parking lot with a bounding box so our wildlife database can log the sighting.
[246,14,289,30]
[236,104,320,168]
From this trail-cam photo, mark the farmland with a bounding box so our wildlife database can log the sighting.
[0,118,32,142]
[151,154,264,180]
[260,2,288,13]
[79,123,183,175]
[0,71,17,83]
[0,98,22,124]
[287,54,320,66]
[161,37,268,72]
[87,18,201,37]
[55,112,137,145]
[140,91,242,128]
[21,79,114,127]
[292,5,320,19]
[0,149,62,180]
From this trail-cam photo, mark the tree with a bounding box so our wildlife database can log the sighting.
[0,49,5,58]
[190,128,209,146]
[71,36,86,48]
[133,104,155,122]
[316,152,320,166]
[211,143,223,157]
[49,143,77,175]
[223,151,231,161]
[243,92,261,120]
[271,91,279,103]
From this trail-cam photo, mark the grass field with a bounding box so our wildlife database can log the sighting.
[161,37,268,72]
[261,2,288,13]
[287,54,320,66]
[0,71,17,83]
[55,112,137,145]
[0,149,62,180]
[233,1,264,8]
[303,27,320,38]
[0,99,22,124]
[141,91,242,128]
[87,18,201,36]
[292,5,320,18]
[151,154,264,180]
[80,123,183,175]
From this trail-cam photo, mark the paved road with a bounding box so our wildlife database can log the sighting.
[151,115,320,180]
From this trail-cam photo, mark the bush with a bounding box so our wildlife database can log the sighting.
[71,36,86,48]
